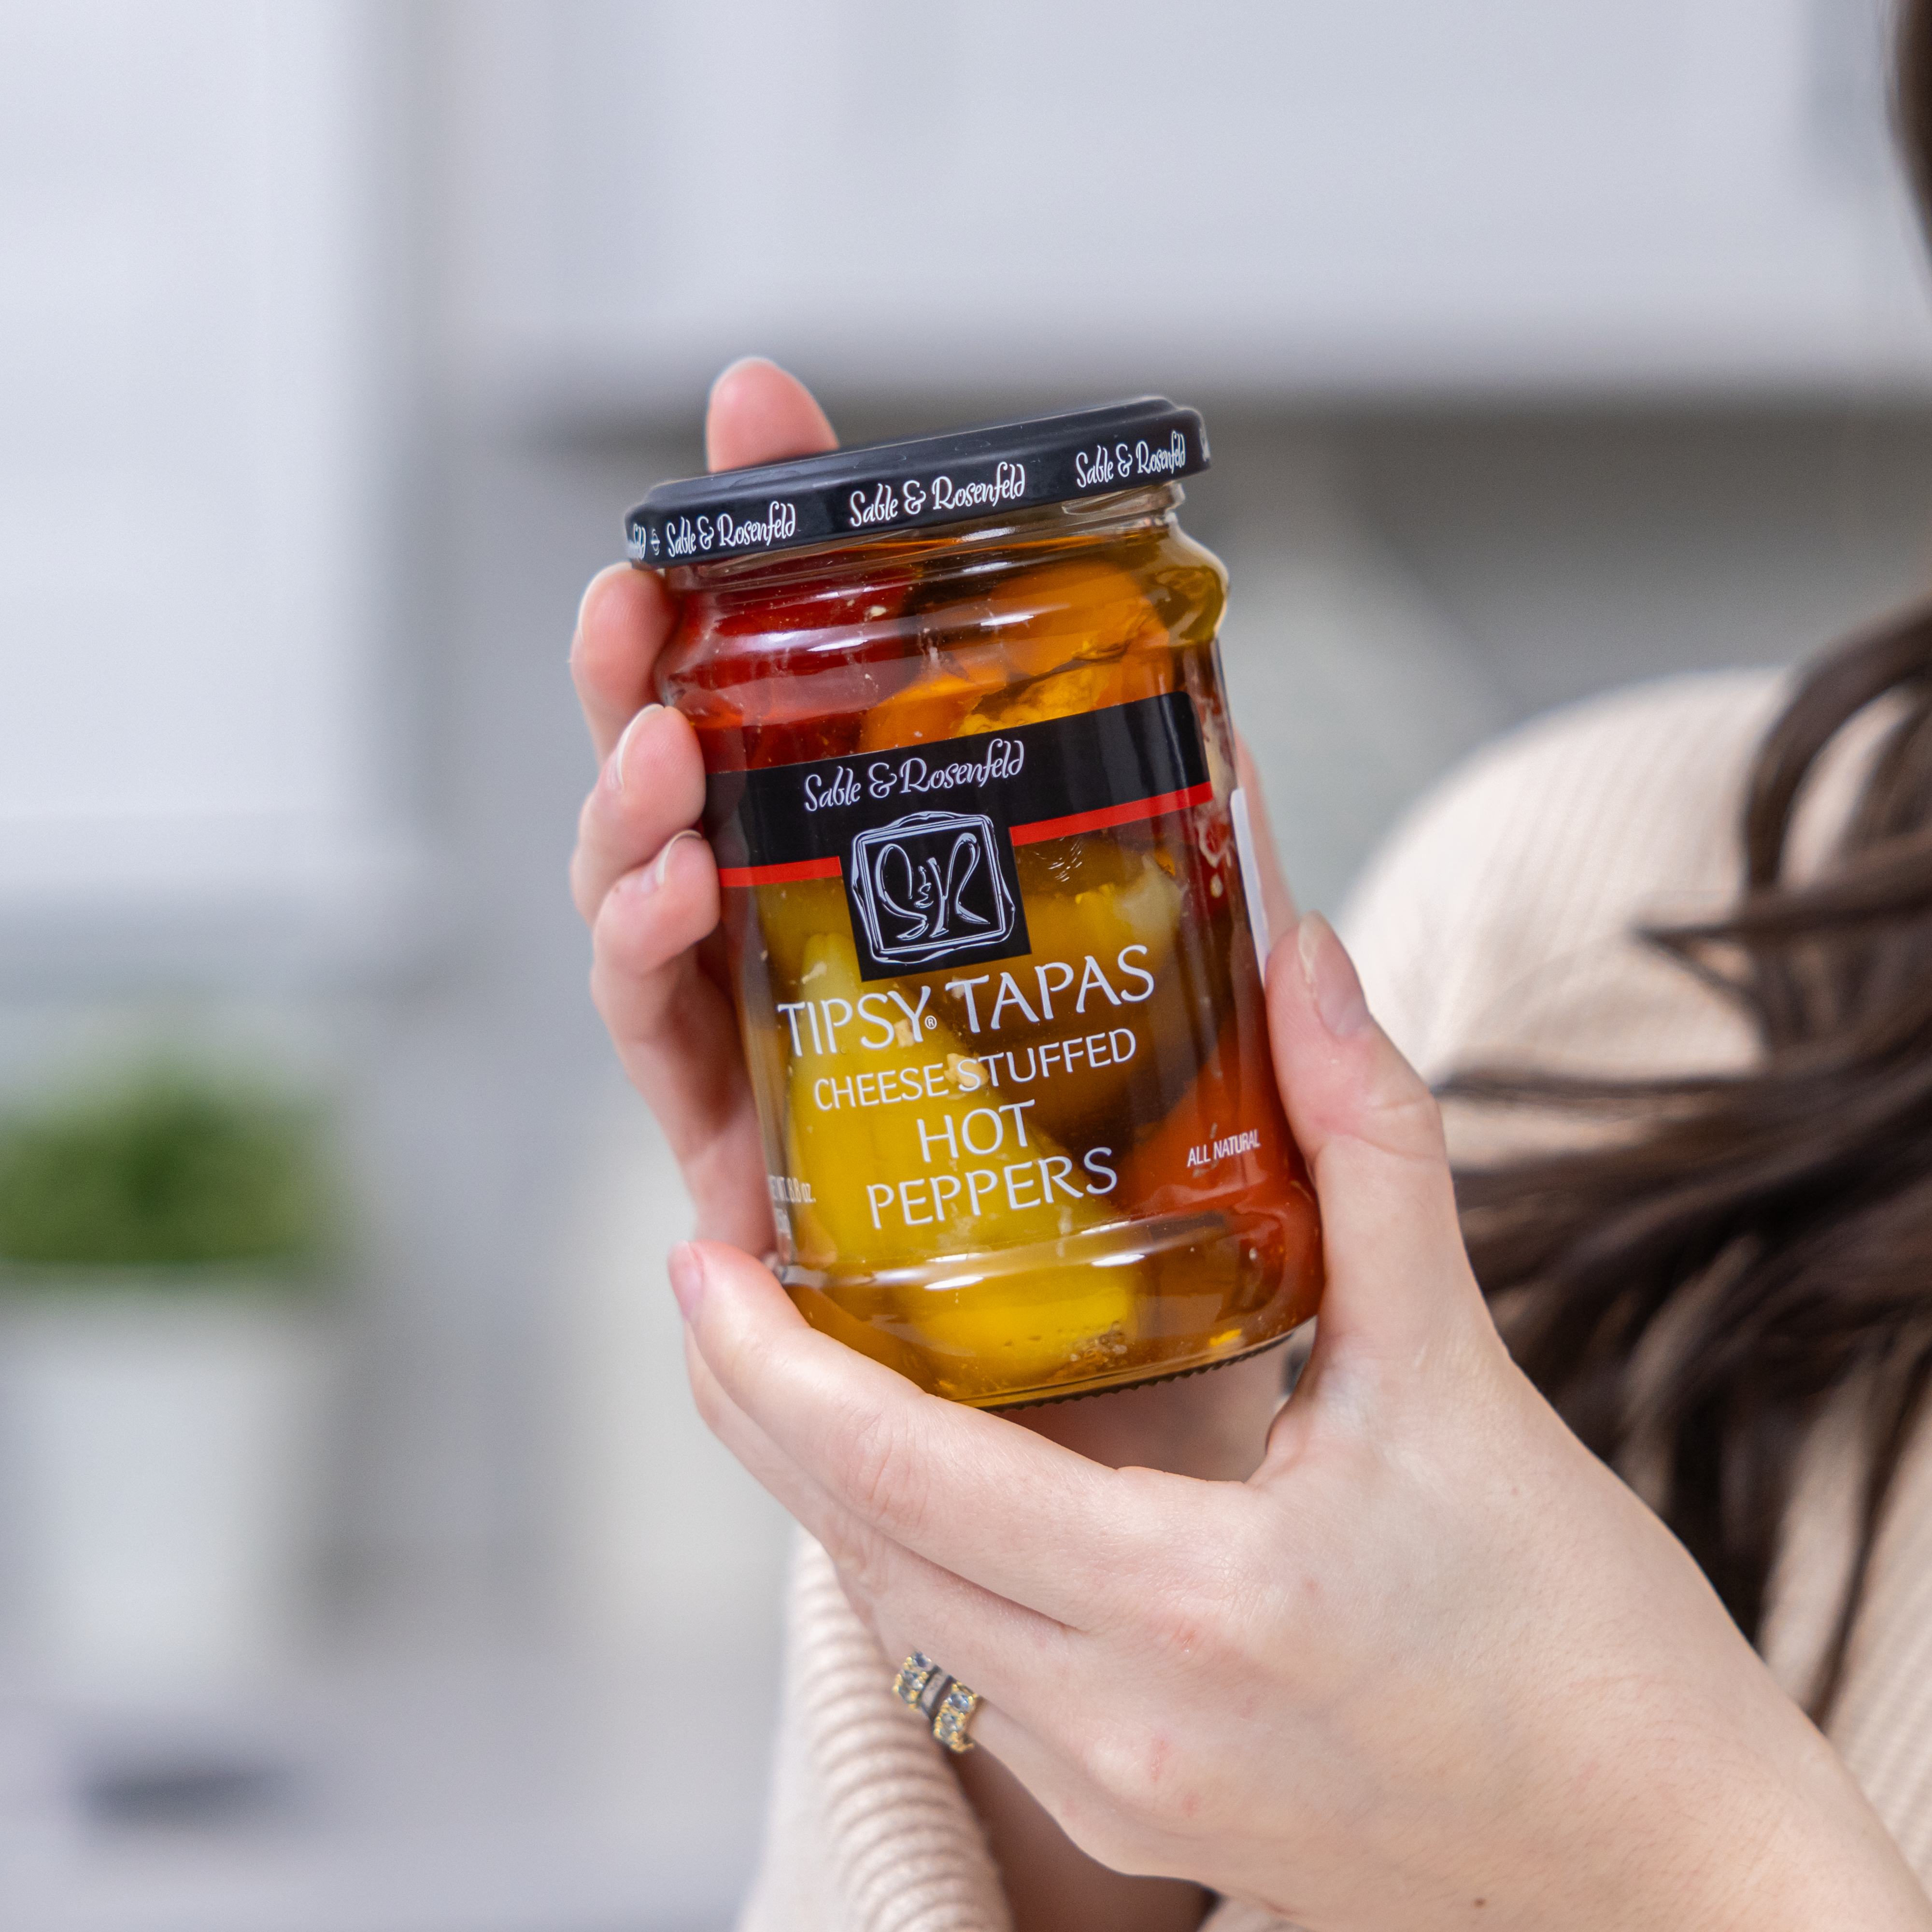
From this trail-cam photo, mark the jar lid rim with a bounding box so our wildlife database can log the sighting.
[624,396,1208,567]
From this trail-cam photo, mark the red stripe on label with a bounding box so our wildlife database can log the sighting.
[717,856,844,887]
[1009,781,1213,846]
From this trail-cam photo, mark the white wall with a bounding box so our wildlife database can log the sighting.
[443,0,1932,416]
[0,1,418,983]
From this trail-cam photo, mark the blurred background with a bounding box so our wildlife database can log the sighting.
[4,1,1932,1926]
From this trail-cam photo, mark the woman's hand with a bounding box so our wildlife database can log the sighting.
[569,362,1292,1929]
[568,357,838,1256]
[665,914,1932,1930]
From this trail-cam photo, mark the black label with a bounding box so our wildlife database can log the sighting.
[706,692,1211,982]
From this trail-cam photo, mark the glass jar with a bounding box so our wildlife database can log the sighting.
[631,399,1321,1407]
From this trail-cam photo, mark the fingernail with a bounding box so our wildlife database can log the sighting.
[632,828,703,898]
[608,704,663,795]
[576,563,622,643]
[709,354,773,402]
[1297,912,1371,1038]
[668,1242,706,1321]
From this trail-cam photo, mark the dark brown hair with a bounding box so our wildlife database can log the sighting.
[1452,2,1932,1718]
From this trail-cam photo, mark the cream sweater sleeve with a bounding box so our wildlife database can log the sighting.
[738,1532,1012,1932]
[1335,668,1780,1091]
[738,667,1932,1923]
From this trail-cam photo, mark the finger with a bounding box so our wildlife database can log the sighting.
[573,358,835,766]
[569,702,706,923]
[679,1252,1236,1882]
[573,359,835,762]
[670,1239,1164,1627]
[1266,912,1495,1372]
[1234,736,1296,945]
[943,1728,1177,1893]
[679,1275,1093,1779]
[681,1320,1075,1709]
[571,563,679,766]
[706,357,838,472]
[589,837,773,1252]
[861,1582,1211,1889]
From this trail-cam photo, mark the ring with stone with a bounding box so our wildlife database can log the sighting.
[892,1652,981,1753]
[893,1652,942,1708]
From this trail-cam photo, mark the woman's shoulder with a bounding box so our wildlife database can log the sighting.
[1337,668,1786,1084]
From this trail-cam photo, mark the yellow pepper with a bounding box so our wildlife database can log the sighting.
[859,559,1170,751]
[779,929,1137,1384]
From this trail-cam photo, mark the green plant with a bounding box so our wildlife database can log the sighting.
[0,1067,336,1279]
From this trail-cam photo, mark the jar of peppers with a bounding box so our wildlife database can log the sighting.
[630,399,1322,1408]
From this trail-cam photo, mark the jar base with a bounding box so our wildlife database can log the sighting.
[783,1203,1322,1409]
[969,1321,1307,1411]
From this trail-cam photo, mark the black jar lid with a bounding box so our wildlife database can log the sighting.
[625,397,1208,567]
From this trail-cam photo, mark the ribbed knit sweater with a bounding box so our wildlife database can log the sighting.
[737,671,1932,1930]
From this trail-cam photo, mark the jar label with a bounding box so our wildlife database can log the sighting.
[706,693,1211,981]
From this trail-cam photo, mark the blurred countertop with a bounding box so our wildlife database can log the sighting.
[0,1622,774,1932]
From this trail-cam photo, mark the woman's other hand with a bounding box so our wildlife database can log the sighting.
[667,915,1932,1931]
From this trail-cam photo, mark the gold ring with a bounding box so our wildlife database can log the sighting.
[891,1652,980,1754]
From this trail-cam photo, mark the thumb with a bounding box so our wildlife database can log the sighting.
[706,357,838,472]
[1269,912,1490,1368]
[1234,735,1297,949]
